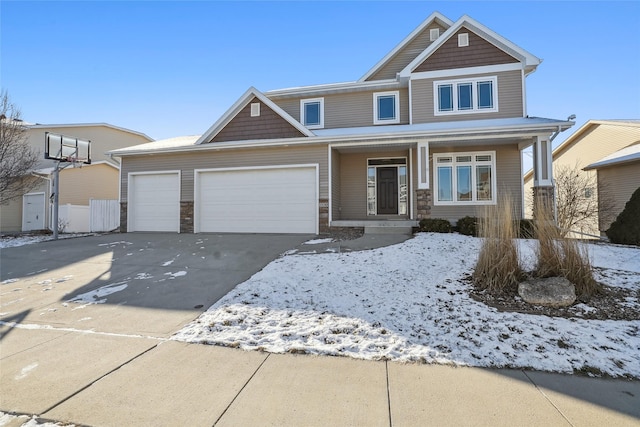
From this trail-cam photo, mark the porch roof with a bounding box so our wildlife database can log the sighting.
[314,117,572,139]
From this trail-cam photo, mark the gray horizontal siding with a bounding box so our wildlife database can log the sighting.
[430,144,523,221]
[411,69,523,124]
[273,88,409,129]
[368,23,447,81]
[121,144,328,201]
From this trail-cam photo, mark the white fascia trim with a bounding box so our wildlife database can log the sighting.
[266,79,400,98]
[399,15,540,78]
[358,11,454,82]
[410,63,521,80]
[114,120,575,157]
[195,87,314,145]
[29,123,153,141]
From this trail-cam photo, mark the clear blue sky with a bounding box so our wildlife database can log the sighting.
[2,1,639,148]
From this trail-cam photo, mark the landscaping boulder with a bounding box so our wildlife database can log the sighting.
[518,277,576,307]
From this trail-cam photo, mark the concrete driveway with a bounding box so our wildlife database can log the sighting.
[1,233,311,337]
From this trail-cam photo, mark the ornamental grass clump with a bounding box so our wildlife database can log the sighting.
[534,206,600,298]
[473,196,522,293]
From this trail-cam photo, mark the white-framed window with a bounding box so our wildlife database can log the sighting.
[373,91,400,125]
[433,151,496,205]
[434,76,498,115]
[300,98,324,129]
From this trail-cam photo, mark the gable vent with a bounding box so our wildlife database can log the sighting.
[429,28,440,41]
[250,102,260,117]
[458,33,469,47]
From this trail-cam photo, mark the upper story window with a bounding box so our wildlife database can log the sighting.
[433,151,496,205]
[434,77,498,116]
[300,98,324,129]
[373,91,400,125]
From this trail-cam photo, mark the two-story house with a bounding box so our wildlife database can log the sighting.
[110,12,574,234]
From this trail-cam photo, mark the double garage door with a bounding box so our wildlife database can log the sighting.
[128,166,317,234]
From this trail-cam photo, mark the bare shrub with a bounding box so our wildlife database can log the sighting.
[473,195,522,293]
[534,205,601,298]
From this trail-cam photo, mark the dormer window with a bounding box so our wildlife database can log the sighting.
[434,77,497,115]
[300,98,324,129]
[373,91,400,125]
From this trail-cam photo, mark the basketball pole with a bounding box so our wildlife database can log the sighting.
[52,162,60,240]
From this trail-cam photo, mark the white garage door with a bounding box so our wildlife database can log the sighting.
[129,173,180,232]
[196,166,317,234]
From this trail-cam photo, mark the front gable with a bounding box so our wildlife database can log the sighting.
[414,27,519,73]
[209,96,307,143]
[196,87,313,145]
[359,12,453,82]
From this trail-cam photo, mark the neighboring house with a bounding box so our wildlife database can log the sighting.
[109,12,573,235]
[0,123,153,233]
[584,142,640,235]
[523,120,640,236]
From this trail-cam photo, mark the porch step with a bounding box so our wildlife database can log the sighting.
[364,226,414,235]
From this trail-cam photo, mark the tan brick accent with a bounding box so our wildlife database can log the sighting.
[180,201,194,233]
[533,186,555,219]
[319,198,329,233]
[120,202,127,233]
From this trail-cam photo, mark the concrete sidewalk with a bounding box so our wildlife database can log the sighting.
[2,327,639,427]
[1,233,639,426]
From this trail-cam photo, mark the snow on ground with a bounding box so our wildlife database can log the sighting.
[303,238,334,245]
[174,233,640,378]
[0,411,75,426]
[0,233,93,248]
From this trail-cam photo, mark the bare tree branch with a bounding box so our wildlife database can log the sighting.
[554,164,616,237]
[0,89,40,203]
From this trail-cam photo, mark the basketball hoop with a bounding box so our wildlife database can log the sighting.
[66,156,85,168]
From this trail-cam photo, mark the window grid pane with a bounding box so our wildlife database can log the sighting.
[456,165,472,201]
[477,81,493,109]
[438,166,453,201]
[377,95,396,120]
[304,102,320,126]
[457,83,472,110]
[367,167,376,215]
[476,165,492,200]
[438,84,453,112]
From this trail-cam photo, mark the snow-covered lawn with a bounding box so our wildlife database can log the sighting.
[174,233,640,378]
[0,233,93,248]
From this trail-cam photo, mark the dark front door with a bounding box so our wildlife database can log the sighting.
[377,167,398,215]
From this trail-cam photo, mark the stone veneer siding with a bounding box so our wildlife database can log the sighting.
[319,198,329,233]
[416,189,432,220]
[120,202,127,233]
[180,201,194,233]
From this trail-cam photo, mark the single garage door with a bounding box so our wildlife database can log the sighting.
[196,166,317,234]
[129,172,180,232]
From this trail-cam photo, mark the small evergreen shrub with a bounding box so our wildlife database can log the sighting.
[606,186,640,246]
[456,216,478,236]
[419,218,452,233]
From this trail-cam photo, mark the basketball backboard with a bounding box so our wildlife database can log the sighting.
[45,132,91,164]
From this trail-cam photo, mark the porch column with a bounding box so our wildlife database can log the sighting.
[532,134,555,219]
[416,141,432,220]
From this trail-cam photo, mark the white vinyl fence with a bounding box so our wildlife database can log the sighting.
[50,200,119,233]
[90,199,120,232]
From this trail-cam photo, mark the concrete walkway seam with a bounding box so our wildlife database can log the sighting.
[213,352,272,426]
[40,342,160,415]
[385,361,393,427]
[522,370,575,426]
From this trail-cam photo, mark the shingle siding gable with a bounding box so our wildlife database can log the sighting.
[415,27,519,73]
[208,97,306,143]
